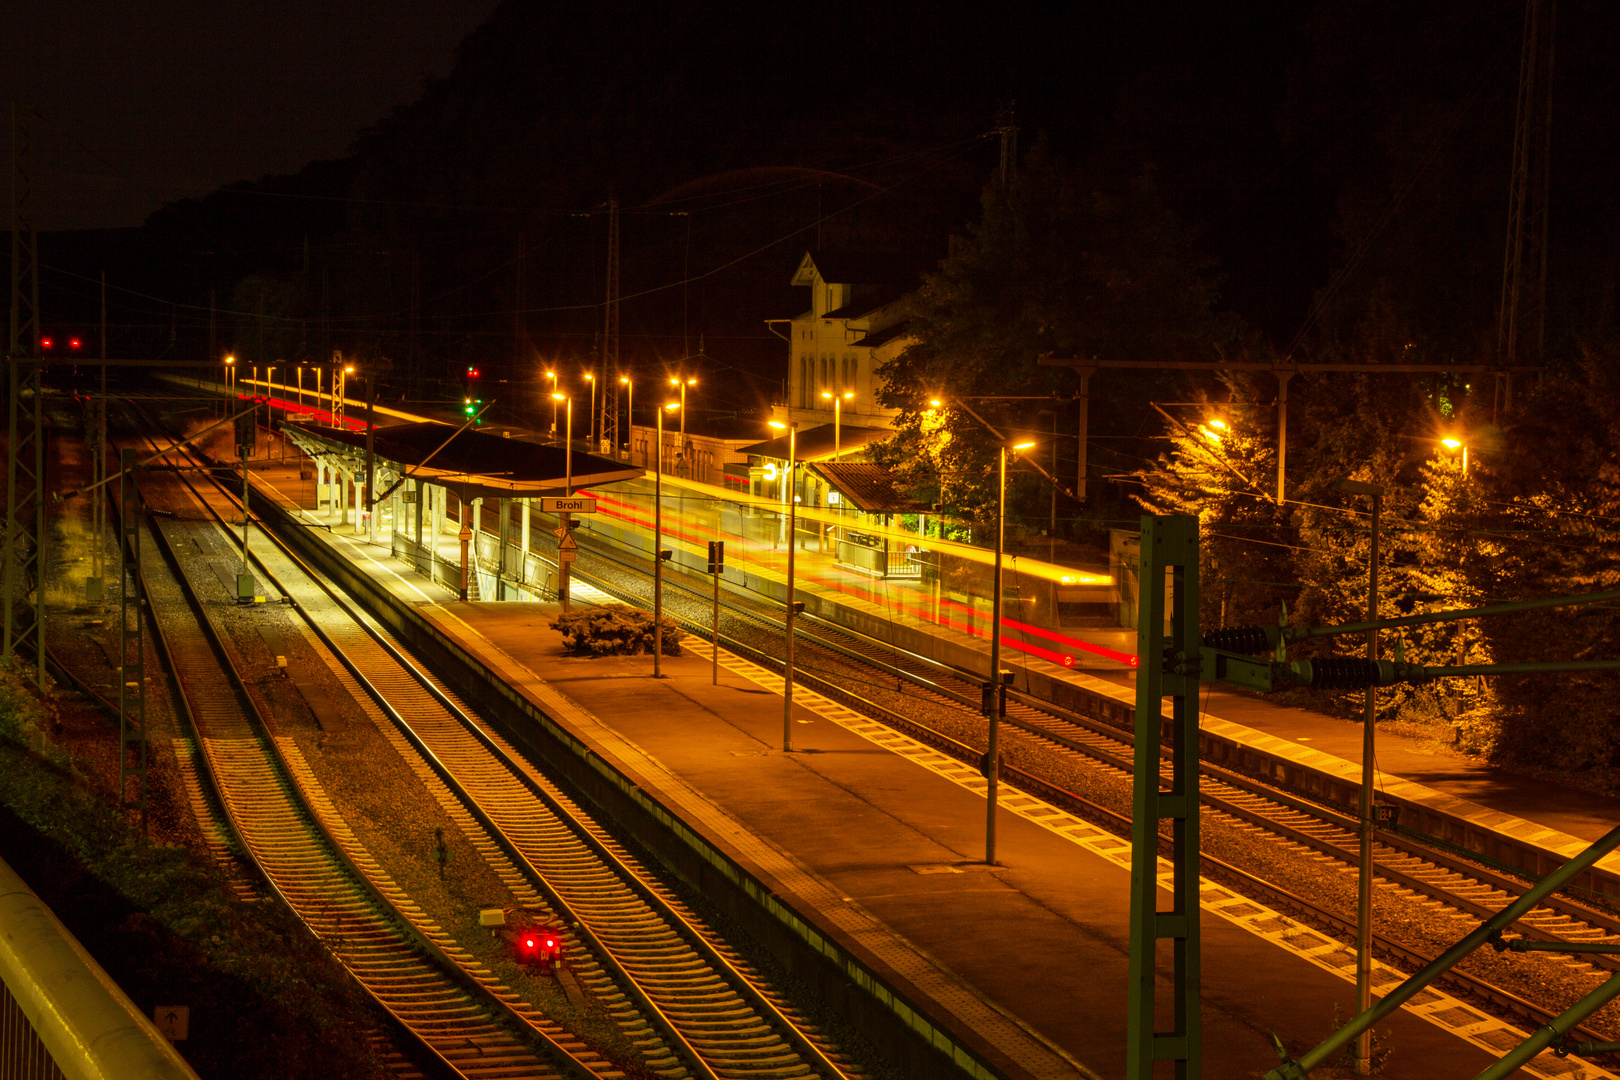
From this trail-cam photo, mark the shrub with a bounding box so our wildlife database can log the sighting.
[551,604,683,656]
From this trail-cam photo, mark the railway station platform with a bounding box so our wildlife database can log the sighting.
[224,449,1618,1080]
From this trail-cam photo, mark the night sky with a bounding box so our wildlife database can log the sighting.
[1,0,500,231]
[11,1,1620,397]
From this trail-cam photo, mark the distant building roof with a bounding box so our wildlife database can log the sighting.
[736,423,892,463]
[822,282,912,321]
[809,462,927,514]
[850,319,911,349]
[794,248,933,287]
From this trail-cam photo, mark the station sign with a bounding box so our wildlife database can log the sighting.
[539,496,597,514]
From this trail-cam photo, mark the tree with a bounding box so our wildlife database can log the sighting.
[1133,372,1288,632]
[873,150,1241,529]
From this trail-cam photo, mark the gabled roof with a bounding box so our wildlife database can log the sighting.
[809,462,927,514]
[822,281,910,321]
[850,319,911,349]
[790,248,934,290]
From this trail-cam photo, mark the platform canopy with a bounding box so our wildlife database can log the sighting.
[808,462,927,514]
[282,420,641,500]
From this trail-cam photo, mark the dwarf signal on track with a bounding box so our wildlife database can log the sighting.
[513,927,564,971]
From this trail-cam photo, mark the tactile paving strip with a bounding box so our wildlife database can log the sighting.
[693,640,1613,1080]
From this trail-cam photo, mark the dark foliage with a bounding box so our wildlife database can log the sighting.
[552,604,683,656]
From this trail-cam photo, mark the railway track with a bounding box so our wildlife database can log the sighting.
[139,411,863,1080]
[558,535,1620,1057]
[128,440,603,1080]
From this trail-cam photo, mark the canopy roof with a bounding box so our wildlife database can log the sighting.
[809,462,927,514]
[283,421,640,499]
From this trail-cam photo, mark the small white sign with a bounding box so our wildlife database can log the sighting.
[154,1006,189,1042]
[539,496,597,514]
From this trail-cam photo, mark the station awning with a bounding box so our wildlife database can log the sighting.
[809,462,927,514]
[282,421,641,500]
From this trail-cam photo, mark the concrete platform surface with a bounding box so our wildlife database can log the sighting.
[239,454,1606,1080]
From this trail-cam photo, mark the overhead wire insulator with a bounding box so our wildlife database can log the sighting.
[1202,625,1271,654]
[1307,657,1382,690]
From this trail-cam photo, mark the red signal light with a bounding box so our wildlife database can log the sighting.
[69,338,82,350]
[545,938,555,948]
[525,938,535,947]
[40,337,52,351]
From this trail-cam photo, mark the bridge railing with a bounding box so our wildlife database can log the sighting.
[0,855,199,1080]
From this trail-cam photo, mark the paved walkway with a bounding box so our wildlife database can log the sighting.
[228,453,1614,1080]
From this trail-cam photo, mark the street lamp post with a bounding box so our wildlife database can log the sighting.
[585,372,597,448]
[552,393,574,610]
[769,419,800,751]
[619,375,633,462]
[224,354,236,395]
[671,377,696,472]
[654,402,680,676]
[821,390,854,458]
[546,370,558,436]
[986,439,1035,865]
[1336,476,1384,1076]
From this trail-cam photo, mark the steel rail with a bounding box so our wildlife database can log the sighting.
[129,488,467,1080]
[587,540,1620,945]
[564,555,1620,1064]
[177,434,856,1080]
[122,419,598,1080]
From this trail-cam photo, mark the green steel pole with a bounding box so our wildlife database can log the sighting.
[1297,586,1620,642]
[1423,659,1620,677]
[1472,971,1620,1080]
[1267,818,1620,1079]
[1128,514,1201,1079]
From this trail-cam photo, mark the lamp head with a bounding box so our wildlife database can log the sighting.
[843,391,853,399]
[224,355,235,365]
[619,376,629,385]
[551,392,566,402]
[344,365,354,374]
[1441,437,1462,450]
[585,373,594,381]
[1209,419,1227,430]
[545,370,555,379]
[664,402,681,411]
[1012,441,1036,451]
[928,398,942,408]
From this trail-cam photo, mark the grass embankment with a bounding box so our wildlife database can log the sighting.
[0,665,392,1079]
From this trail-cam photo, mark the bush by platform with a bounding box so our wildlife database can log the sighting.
[552,604,684,656]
